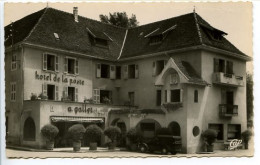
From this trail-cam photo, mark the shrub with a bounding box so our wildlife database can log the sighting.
[202,129,217,145]
[156,127,173,136]
[241,129,253,142]
[104,126,121,142]
[85,124,103,143]
[68,124,86,142]
[41,124,59,141]
[38,93,48,100]
[31,93,38,100]
[126,128,142,143]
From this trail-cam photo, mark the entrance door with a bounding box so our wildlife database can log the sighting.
[226,91,234,114]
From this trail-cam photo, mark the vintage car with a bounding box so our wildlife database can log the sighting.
[138,135,182,155]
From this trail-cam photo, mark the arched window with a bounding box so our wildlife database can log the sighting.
[168,121,181,136]
[23,117,36,141]
[194,90,198,103]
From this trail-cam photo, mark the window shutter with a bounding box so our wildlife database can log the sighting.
[214,58,219,73]
[180,89,183,103]
[152,61,156,76]
[55,55,59,72]
[43,53,47,71]
[110,65,116,79]
[75,59,79,75]
[64,57,68,73]
[96,63,101,78]
[55,85,59,101]
[75,87,78,102]
[135,64,139,79]
[123,65,128,79]
[42,83,47,96]
[93,89,100,103]
[63,86,68,98]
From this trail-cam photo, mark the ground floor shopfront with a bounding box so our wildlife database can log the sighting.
[7,100,245,154]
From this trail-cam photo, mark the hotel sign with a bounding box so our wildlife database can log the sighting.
[35,71,84,85]
[67,105,107,117]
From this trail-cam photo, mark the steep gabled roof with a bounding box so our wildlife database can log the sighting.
[5,8,250,61]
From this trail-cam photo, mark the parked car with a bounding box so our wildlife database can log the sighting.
[138,135,182,155]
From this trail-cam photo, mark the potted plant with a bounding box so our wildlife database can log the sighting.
[38,93,48,100]
[241,129,253,149]
[201,129,217,152]
[85,124,103,150]
[104,126,121,150]
[41,124,59,150]
[84,97,94,104]
[68,124,86,152]
[126,128,142,151]
[31,93,38,100]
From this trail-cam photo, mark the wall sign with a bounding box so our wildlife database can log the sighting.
[35,71,84,85]
[67,106,107,117]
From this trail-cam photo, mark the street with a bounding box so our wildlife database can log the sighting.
[5,148,253,158]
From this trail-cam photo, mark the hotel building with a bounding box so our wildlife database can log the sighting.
[5,7,251,153]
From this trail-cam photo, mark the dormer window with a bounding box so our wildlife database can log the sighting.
[87,27,109,49]
[200,23,227,41]
[149,35,163,45]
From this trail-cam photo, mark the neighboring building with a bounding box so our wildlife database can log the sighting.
[5,7,251,153]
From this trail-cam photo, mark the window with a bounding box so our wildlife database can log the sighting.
[128,92,135,106]
[214,58,233,75]
[128,65,135,79]
[47,85,55,100]
[10,82,16,101]
[64,57,78,75]
[67,87,78,102]
[209,124,224,140]
[23,117,36,141]
[95,38,108,47]
[11,53,17,71]
[153,60,166,76]
[100,90,112,104]
[101,64,110,78]
[116,66,121,79]
[156,90,162,106]
[228,124,241,139]
[170,73,178,84]
[194,90,198,103]
[171,89,181,102]
[43,53,59,72]
[149,35,163,45]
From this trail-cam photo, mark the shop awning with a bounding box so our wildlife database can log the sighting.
[50,116,104,123]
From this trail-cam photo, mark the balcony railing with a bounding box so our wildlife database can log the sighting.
[219,104,238,117]
[212,72,244,87]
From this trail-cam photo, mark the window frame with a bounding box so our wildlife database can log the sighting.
[227,124,241,140]
[156,90,162,106]
[10,82,16,102]
[11,53,17,71]
[194,90,198,103]
[43,52,59,72]
[170,89,181,103]
[208,123,224,141]
[65,56,78,75]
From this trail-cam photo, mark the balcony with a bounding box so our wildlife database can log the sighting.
[212,72,244,87]
[219,104,238,117]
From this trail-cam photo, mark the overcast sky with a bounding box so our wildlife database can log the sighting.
[4,2,253,71]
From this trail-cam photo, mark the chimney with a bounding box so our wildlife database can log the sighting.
[73,7,78,22]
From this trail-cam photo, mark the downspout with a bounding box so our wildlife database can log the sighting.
[19,44,25,145]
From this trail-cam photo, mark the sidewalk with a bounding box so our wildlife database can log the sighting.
[6,145,127,153]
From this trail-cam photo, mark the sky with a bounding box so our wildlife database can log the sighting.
[4,2,253,71]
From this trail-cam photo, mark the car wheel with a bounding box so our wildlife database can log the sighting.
[139,144,148,153]
[161,148,171,155]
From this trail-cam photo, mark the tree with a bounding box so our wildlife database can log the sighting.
[99,12,139,28]
[246,73,253,128]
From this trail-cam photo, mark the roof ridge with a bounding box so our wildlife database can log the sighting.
[23,8,48,42]
[48,7,127,30]
[193,12,203,44]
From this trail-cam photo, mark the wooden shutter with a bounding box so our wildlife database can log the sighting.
[64,57,68,73]
[75,87,78,102]
[55,55,59,72]
[55,85,59,101]
[123,65,128,79]
[110,65,116,79]
[96,63,101,78]
[42,83,47,96]
[75,59,79,75]
[180,89,183,103]
[135,64,139,79]
[93,89,100,103]
[152,61,156,76]
[43,53,47,71]
[63,86,68,98]
[213,58,219,73]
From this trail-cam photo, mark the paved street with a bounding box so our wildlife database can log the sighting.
[6,148,253,158]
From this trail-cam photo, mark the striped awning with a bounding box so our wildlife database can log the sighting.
[50,116,104,123]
